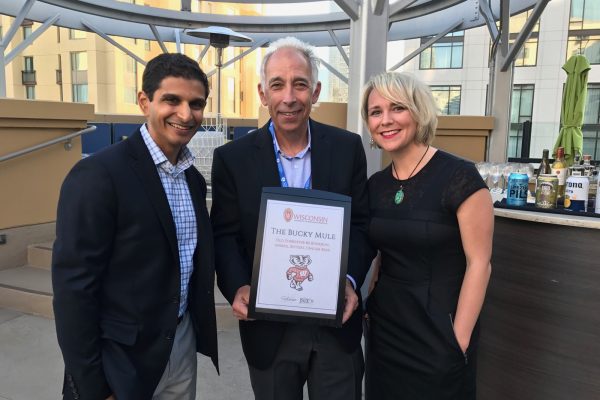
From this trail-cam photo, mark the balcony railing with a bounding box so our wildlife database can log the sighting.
[21,70,36,85]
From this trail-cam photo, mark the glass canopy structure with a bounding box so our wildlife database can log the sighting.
[0,0,548,172]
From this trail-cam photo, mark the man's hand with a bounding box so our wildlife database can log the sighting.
[342,279,359,324]
[232,285,251,321]
[106,395,116,400]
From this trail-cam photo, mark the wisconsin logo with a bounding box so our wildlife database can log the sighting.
[283,208,294,222]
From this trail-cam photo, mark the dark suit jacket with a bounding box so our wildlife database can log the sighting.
[210,119,374,369]
[52,129,218,400]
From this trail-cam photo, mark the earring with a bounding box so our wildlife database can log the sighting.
[369,136,379,149]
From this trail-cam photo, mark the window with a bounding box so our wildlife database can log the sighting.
[509,84,535,158]
[25,86,35,100]
[71,52,88,103]
[430,85,461,115]
[0,25,3,41]
[72,84,88,103]
[69,29,86,39]
[567,35,600,64]
[419,31,463,69]
[22,25,32,39]
[22,56,36,85]
[124,57,138,104]
[24,56,34,72]
[582,83,600,160]
[510,10,540,67]
[568,0,600,64]
[144,40,151,51]
[71,51,88,71]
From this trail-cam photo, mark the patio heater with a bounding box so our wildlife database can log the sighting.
[186,27,252,118]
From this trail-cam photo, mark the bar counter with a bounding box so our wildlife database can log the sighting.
[478,208,600,399]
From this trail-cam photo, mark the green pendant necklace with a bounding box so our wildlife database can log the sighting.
[391,145,429,205]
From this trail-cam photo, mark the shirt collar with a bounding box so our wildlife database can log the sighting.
[269,121,312,160]
[140,124,195,173]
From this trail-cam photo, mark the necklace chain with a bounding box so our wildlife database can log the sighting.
[391,145,430,205]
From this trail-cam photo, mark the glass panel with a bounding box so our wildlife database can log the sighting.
[520,89,534,117]
[451,44,463,68]
[510,91,521,123]
[420,48,432,69]
[582,37,600,63]
[73,84,88,103]
[71,52,88,71]
[570,0,584,30]
[584,86,600,124]
[432,43,451,68]
[583,0,600,30]
[448,88,461,115]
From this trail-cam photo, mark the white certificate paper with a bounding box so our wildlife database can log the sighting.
[254,199,345,316]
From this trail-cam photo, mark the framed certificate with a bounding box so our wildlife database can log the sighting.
[248,187,351,327]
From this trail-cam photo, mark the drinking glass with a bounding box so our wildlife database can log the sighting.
[502,163,515,193]
[489,164,502,193]
[476,162,490,188]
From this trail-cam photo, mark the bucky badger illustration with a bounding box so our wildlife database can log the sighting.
[286,255,313,291]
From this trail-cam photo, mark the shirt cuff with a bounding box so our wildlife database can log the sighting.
[346,274,357,290]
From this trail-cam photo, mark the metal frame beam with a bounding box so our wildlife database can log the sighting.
[389,0,418,18]
[174,28,182,53]
[0,0,37,48]
[318,57,348,84]
[149,24,169,53]
[332,0,359,21]
[82,20,147,66]
[501,0,549,71]
[206,39,268,78]
[5,14,61,64]
[478,0,499,42]
[328,29,349,67]
[197,45,210,62]
[389,19,463,71]
[500,0,510,57]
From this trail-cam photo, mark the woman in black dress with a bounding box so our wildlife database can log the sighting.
[362,72,493,399]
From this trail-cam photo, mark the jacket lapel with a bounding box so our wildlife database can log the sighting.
[309,119,331,191]
[253,122,281,188]
[126,130,179,261]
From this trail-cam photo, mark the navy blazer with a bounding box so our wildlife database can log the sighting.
[210,119,374,369]
[52,129,218,400]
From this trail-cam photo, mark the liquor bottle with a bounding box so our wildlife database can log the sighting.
[582,155,593,176]
[589,169,598,212]
[582,155,596,212]
[551,147,568,203]
[537,149,551,177]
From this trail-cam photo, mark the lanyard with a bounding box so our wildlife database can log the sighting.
[269,122,311,189]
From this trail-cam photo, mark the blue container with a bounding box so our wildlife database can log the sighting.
[507,173,529,206]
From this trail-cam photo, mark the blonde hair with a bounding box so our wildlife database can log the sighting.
[361,72,438,145]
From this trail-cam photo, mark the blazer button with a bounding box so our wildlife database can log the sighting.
[172,296,179,304]
[73,394,79,400]
[165,330,174,340]
[66,374,73,382]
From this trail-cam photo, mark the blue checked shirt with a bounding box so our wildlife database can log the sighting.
[141,124,197,317]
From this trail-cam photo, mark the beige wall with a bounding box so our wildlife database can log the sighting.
[0,99,94,230]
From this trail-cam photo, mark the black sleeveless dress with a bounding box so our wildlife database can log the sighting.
[365,150,487,399]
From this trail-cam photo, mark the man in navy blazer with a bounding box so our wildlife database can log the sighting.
[52,53,218,400]
[211,37,374,400]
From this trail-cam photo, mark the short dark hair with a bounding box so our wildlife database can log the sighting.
[142,53,209,101]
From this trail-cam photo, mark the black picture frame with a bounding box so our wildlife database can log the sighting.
[248,187,351,327]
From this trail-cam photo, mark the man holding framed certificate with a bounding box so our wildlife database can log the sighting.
[211,37,374,400]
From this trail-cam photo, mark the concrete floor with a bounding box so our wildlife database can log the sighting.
[0,308,253,400]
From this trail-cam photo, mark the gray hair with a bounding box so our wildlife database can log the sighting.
[361,72,438,145]
[260,36,320,92]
